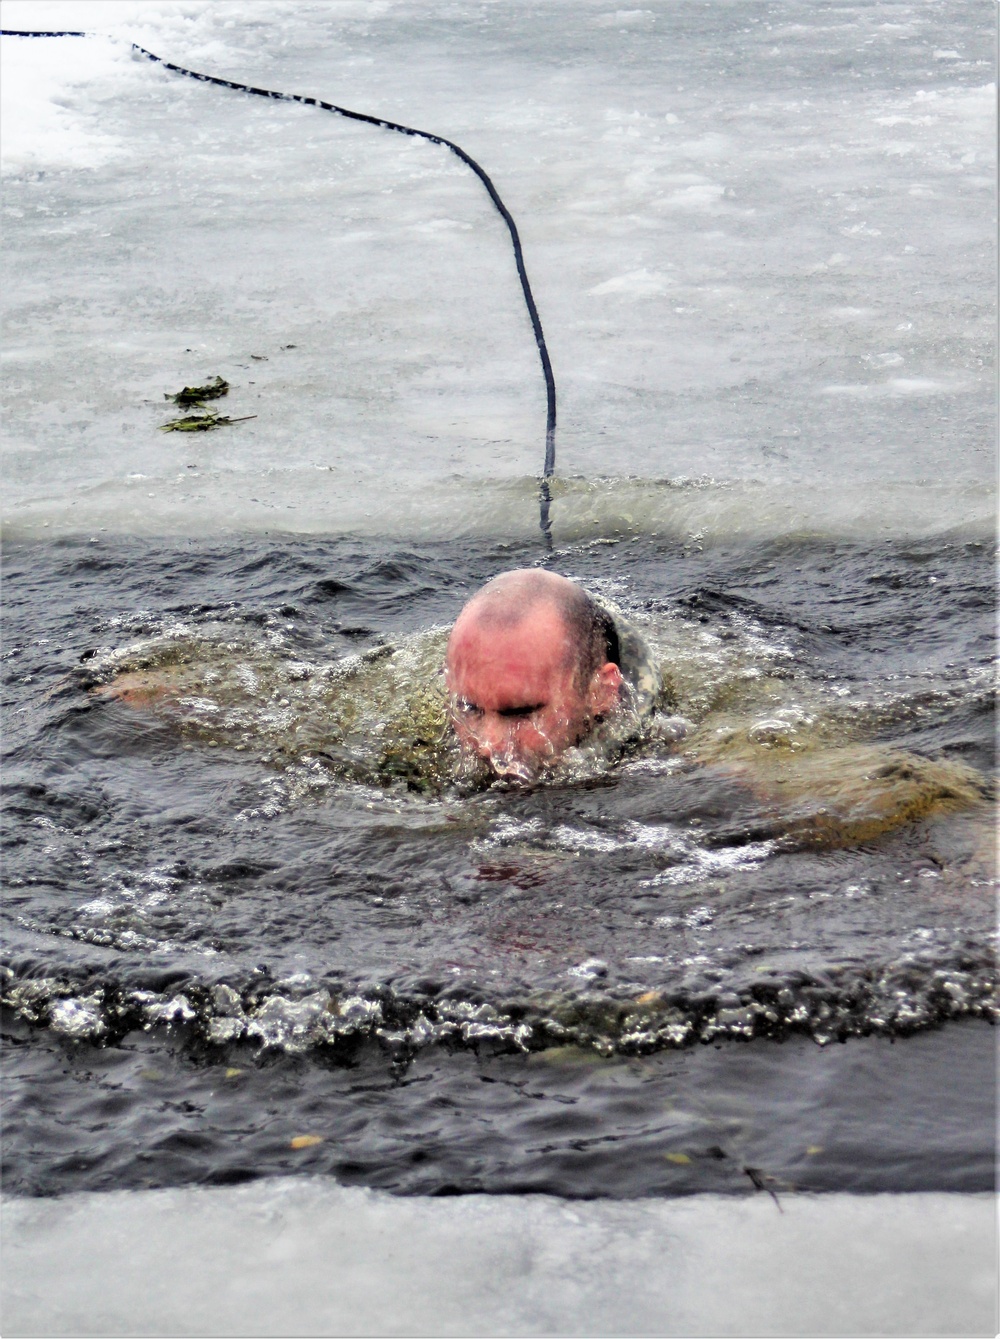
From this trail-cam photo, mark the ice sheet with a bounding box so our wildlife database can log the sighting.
[2,1181,996,1337]
[1,2,995,541]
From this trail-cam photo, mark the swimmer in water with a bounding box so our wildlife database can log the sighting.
[89,567,991,847]
[95,567,660,782]
[445,569,627,780]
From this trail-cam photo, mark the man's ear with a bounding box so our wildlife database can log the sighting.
[588,662,623,716]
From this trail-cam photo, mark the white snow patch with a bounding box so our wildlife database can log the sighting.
[0,33,130,174]
[1,1181,994,1337]
[590,10,656,29]
[588,268,674,297]
[821,377,968,399]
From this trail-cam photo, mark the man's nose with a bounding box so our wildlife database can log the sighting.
[472,713,517,759]
[471,716,538,780]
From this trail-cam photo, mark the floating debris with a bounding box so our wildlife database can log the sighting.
[160,412,256,433]
[165,376,229,407]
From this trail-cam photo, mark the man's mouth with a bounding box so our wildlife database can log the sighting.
[484,751,537,782]
[455,739,541,784]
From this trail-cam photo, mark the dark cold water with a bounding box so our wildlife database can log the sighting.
[2,531,995,1198]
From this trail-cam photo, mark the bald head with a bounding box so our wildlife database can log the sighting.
[445,570,623,778]
[452,570,617,690]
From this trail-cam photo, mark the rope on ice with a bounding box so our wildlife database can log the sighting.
[2,27,558,542]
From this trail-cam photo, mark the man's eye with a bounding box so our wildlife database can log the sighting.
[497,704,544,719]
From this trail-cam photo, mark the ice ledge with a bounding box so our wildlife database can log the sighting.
[2,474,995,545]
[2,1182,996,1337]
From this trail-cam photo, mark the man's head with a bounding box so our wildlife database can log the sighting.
[445,569,624,779]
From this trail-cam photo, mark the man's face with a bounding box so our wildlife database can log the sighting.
[445,603,602,780]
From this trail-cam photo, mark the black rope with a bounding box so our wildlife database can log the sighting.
[2,28,558,542]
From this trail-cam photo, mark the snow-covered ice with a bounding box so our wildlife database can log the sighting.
[1,1,995,541]
[2,1180,996,1337]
